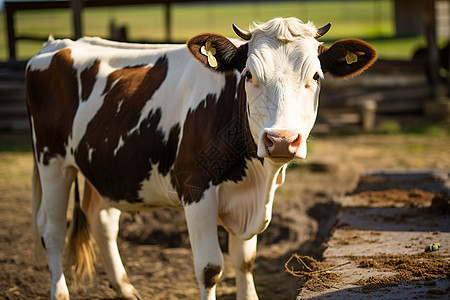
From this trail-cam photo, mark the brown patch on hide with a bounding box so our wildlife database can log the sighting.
[244,252,256,273]
[203,264,222,289]
[75,56,179,203]
[80,59,100,101]
[26,48,79,165]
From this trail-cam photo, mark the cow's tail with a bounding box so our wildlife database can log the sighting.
[31,161,46,265]
[67,176,96,282]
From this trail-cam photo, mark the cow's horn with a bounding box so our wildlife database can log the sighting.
[233,24,252,40]
[316,23,331,38]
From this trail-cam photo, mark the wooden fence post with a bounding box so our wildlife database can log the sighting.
[70,0,83,39]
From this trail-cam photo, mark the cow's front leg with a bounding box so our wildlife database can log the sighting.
[184,191,223,300]
[229,234,258,300]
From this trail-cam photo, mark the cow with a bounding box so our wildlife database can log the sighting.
[26,17,376,300]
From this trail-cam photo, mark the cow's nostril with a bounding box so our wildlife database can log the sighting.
[263,132,274,147]
[291,134,301,148]
[288,134,301,154]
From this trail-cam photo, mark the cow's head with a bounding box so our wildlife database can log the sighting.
[188,18,376,164]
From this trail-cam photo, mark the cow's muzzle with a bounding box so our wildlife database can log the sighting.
[258,129,306,161]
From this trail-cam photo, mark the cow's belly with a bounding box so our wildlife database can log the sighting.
[136,164,183,209]
[76,161,182,212]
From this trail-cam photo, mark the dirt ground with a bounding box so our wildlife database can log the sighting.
[1,133,450,299]
[293,185,450,299]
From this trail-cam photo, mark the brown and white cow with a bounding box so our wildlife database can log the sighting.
[26,18,376,300]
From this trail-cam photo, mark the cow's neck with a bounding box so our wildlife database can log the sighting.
[171,72,261,205]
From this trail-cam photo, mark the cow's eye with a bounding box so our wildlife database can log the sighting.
[313,72,320,81]
[245,71,253,80]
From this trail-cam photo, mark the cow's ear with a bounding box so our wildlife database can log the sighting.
[187,33,248,72]
[319,39,377,79]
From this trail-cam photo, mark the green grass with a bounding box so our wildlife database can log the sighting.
[377,121,450,136]
[0,0,420,61]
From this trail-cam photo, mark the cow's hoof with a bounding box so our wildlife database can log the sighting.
[124,293,142,300]
[110,282,142,300]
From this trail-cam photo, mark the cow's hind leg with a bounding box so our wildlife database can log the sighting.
[81,181,141,299]
[184,191,223,300]
[229,234,258,300]
[36,163,77,300]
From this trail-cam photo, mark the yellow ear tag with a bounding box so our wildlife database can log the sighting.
[200,41,218,68]
[345,52,358,65]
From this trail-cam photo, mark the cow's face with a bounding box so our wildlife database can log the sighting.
[188,18,376,164]
[243,24,323,161]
